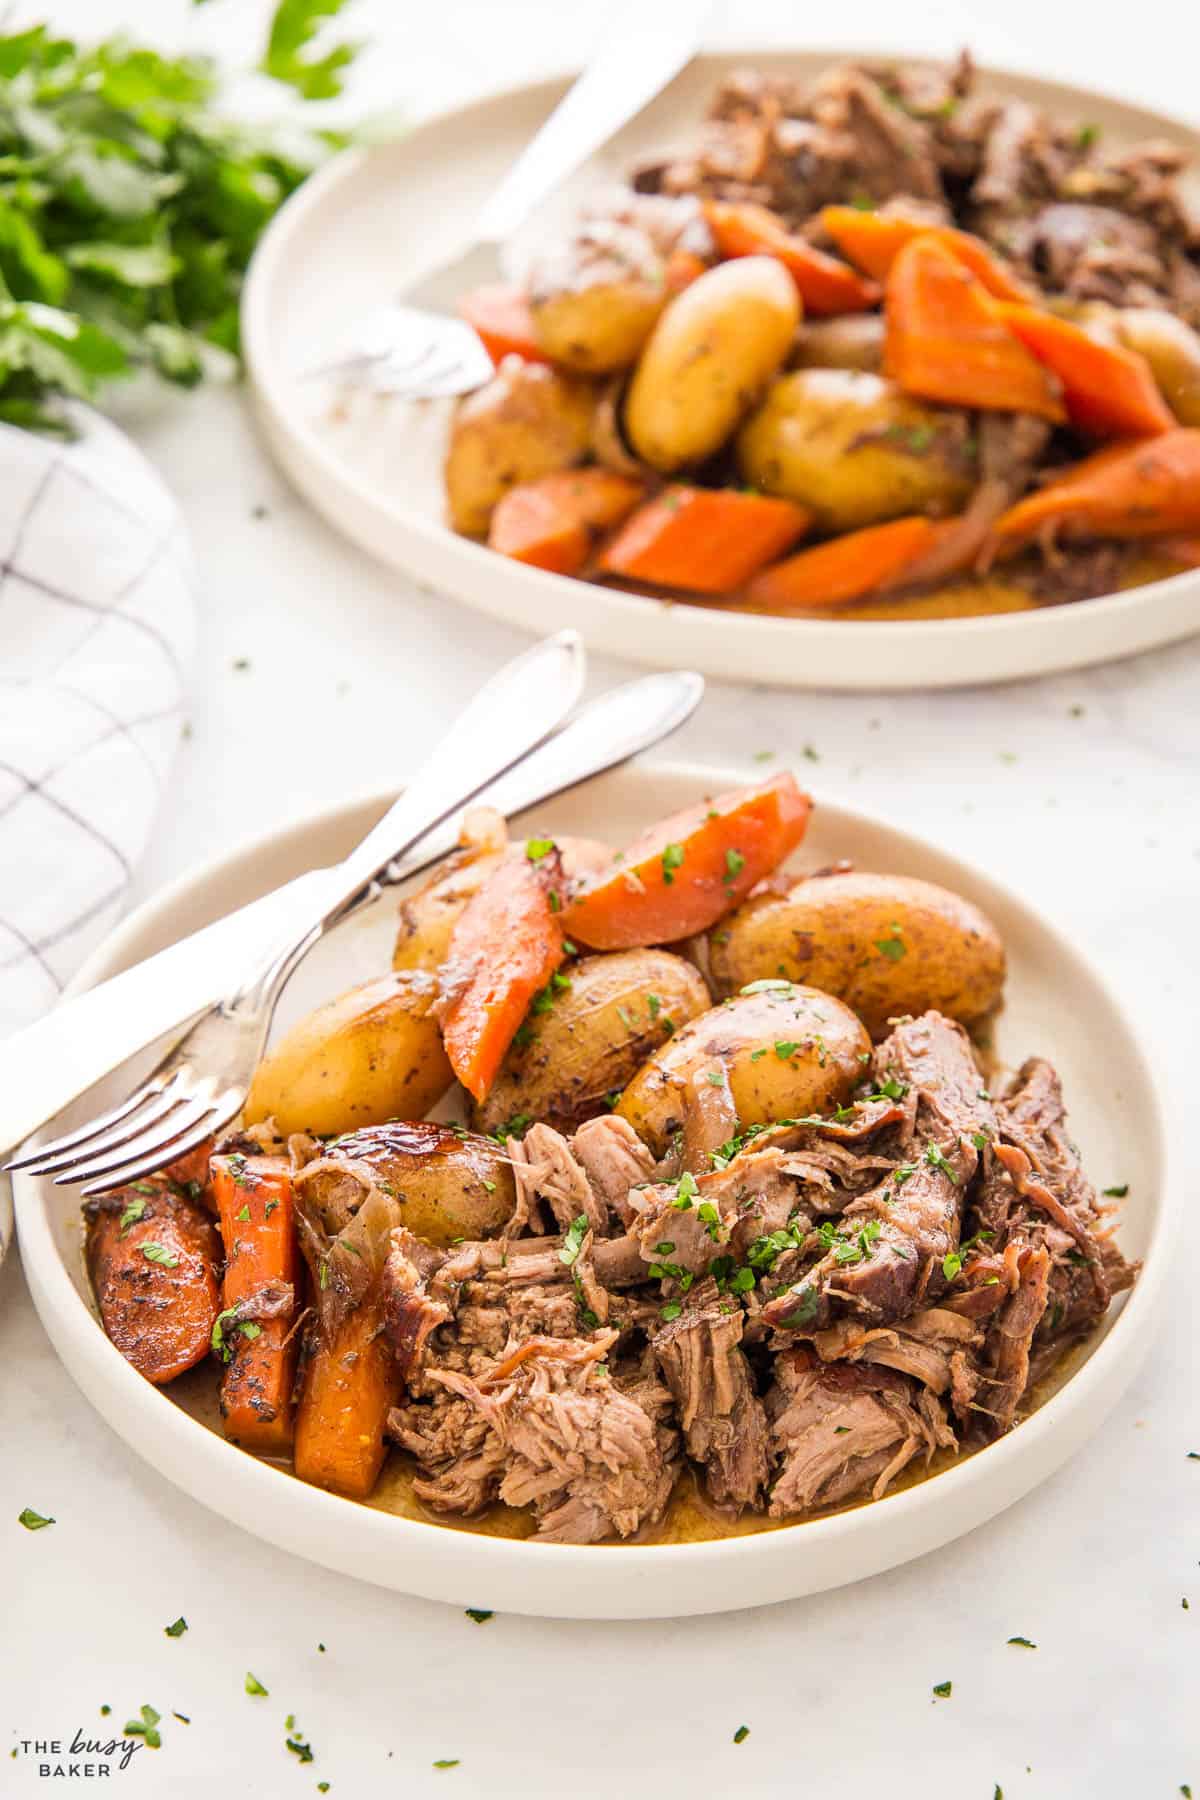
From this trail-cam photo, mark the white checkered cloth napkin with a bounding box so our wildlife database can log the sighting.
[0,407,196,1040]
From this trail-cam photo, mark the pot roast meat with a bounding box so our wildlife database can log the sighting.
[970,1241,1051,1434]
[508,1121,606,1237]
[766,1348,954,1517]
[571,1113,657,1227]
[653,1299,771,1510]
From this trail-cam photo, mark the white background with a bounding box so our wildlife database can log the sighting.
[2,1,1198,1795]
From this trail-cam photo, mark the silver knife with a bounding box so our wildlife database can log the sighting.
[0,670,703,1161]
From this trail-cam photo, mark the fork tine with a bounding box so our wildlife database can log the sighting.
[2,1077,180,1174]
[77,1093,244,1198]
[51,1089,219,1188]
[16,1082,189,1179]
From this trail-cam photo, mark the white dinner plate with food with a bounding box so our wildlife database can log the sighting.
[244,51,1200,691]
[14,760,1174,1617]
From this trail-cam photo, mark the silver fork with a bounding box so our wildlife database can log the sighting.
[306,0,710,399]
[6,631,586,1196]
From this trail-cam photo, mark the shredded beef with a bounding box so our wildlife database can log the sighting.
[654,1299,771,1510]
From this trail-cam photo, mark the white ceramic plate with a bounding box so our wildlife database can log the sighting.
[14,762,1175,1617]
[244,52,1200,692]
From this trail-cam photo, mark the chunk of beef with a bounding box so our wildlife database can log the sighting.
[388,1391,508,1515]
[434,1334,675,1542]
[508,1122,606,1237]
[653,1301,770,1510]
[382,1227,451,1383]
[571,1113,657,1227]
[970,1241,1051,1435]
[764,1013,992,1333]
[766,1349,954,1517]
[808,65,945,207]
[813,1305,982,1400]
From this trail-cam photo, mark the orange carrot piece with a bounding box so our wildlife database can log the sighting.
[85,1181,221,1386]
[821,208,1033,302]
[744,515,947,611]
[599,486,812,593]
[293,1292,398,1499]
[458,283,550,367]
[442,855,564,1101]
[566,772,812,950]
[211,1153,300,1456]
[489,470,646,574]
[996,303,1175,440]
[664,247,709,294]
[1152,531,1200,567]
[883,238,1065,422]
[989,429,1200,551]
[704,200,881,314]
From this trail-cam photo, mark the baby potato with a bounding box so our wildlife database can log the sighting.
[530,221,668,374]
[444,356,594,535]
[616,984,869,1155]
[473,948,711,1135]
[245,970,453,1137]
[708,871,1005,1041]
[736,368,975,533]
[791,313,885,374]
[394,833,612,974]
[624,255,800,472]
[299,1121,516,1247]
[1113,308,1200,426]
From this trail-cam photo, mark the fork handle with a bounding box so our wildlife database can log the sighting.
[474,0,710,244]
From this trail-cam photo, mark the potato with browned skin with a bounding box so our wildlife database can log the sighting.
[445,356,594,535]
[708,871,1006,1041]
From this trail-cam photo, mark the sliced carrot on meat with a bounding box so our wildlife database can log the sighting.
[883,238,1065,422]
[996,303,1175,440]
[488,470,646,574]
[458,283,550,367]
[211,1153,300,1456]
[988,428,1200,552]
[293,1291,398,1499]
[442,854,565,1101]
[704,200,881,315]
[598,486,812,593]
[743,515,947,611]
[821,208,1033,302]
[85,1180,221,1386]
[566,772,812,950]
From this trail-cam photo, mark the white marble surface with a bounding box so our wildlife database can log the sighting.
[2,2,1199,1794]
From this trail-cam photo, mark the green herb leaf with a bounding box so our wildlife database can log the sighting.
[1007,1636,1037,1648]
[733,1725,750,1744]
[18,1506,54,1530]
[465,1608,493,1624]
[262,0,357,99]
[724,848,746,883]
[874,930,906,961]
[524,837,554,862]
[924,1143,959,1184]
[433,1759,461,1770]
[1102,1183,1129,1198]
[119,1197,147,1234]
[661,842,685,885]
[244,1671,269,1697]
[140,1242,179,1267]
[932,1680,952,1698]
[559,1213,589,1268]
[660,1301,683,1321]
[164,1616,187,1637]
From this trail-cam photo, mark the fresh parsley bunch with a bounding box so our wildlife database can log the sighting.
[0,0,355,432]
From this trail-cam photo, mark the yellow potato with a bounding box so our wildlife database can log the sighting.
[530,222,667,374]
[473,948,711,1134]
[616,984,869,1155]
[245,971,452,1137]
[444,356,594,535]
[1113,308,1200,426]
[297,1121,516,1247]
[709,871,1005,1041]
[393,833,612,974]
[791,313,885,374]
[624,256,800,472]
[737,368,974,533]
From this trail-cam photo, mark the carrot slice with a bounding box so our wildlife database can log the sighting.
[293,1291,398,1499]
[704,200,881,315]
[211,1153,300,1455]
[489,470,646,574]
[996,303,1175,440]
[664,247,709,294]
[744,515,947,611]
[599,486,812,593]
[883,238,1066,422]
[821,208,1032,302]
[85,1181,221,1386]
[442,854,564,1101]
[989,429,1200,551]
[458,283,550,367]
[566,772,812,950]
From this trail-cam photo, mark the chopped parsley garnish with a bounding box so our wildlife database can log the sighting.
[932,1680,952,1699]
[433,1762,460,1771]
[779,1285,819,1329]
[465,1608,493,1624]
[119,1197,147,1234]
[740,978,794,995]
[705,1069,725,1087]
[724,848,746,883]
[140,1243,179,1268]
[124,1704,161,1749]
[661,843,685,885]
[924,1143,959,1183]
[559,1213,589,1268]
[164,1617,187,1637]
[774,1040,799,1060]
[750,1047,767,1061]
[244,1672,269,1697]
[1103,1184,1129,1198]
[264,1198,279,1217]
[660,1301,683,1322]
[1077,121,1099,148]
[942,1251,963,1281]
[733,1725,750,1744]
[971,1132,989,1151]
[671,1171,699,1210]
[647,993,663,1019]
[874,929,906,961]
[1007,1636,1037,1649]
[227,1153,251,1187]
[235,1202,250,1222]
[525,837,554,862]
[18,1506,54,1530]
